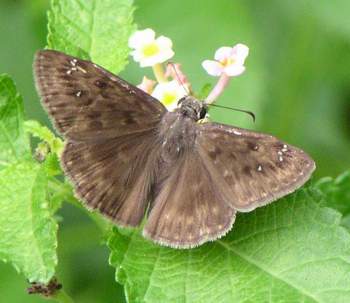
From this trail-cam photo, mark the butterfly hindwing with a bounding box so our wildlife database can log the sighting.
[144,139,236,248]
[196,123,316,211]
[34,49,166,141]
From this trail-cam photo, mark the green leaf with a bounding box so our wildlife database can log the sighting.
[47,0,136,74]
[316,171,350,231]
[0,74,30,169]
[25,120,64,156]
[108,184,350,303]
[316,171,350,216]
[0,160,58,283]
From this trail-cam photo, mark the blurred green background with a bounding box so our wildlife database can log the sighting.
[0,0,349,302]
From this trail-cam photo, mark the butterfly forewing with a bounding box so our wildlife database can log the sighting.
[34,50,166,141]
[196,123,316,211]
[34,49,166,226]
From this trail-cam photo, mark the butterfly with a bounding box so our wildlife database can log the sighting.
[33,49,315,249]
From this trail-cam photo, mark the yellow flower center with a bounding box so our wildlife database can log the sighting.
[142,43,160,57]
[161,92,176,106]
[221,57,235,67]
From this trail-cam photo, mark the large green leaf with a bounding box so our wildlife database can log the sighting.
[317,171,350,216]
[0,74,30,169]
[316,171,350,231]
[0,160,58,283]
[108,185,350,303]
[47,0,136,74]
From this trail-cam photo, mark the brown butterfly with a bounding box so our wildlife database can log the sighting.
[33,49,315,248]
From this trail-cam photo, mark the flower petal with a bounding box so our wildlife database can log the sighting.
[156,36,173,49]
[128,28,155,49]
[152,80,186,111]
[232,43,249,65]
[224,64,246,77]
[214,47,233,61]
[202,60,224,76]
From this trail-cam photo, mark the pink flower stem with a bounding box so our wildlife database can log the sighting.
[205,73,230,104]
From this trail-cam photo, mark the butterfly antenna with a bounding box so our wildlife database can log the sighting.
[208,104,256,122]
[167,62,190,96]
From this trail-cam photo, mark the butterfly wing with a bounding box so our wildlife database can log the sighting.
[34,49,167,226]
[62,131,160,226]
[196,123,316,211]
[143,148,236,248]
[34,49,166,141]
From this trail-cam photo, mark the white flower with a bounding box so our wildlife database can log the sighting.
[128,28,174,67]
[152,80,187,111]
[202,43,249,77]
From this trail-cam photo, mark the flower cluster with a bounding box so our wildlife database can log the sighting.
[128,28,249,110]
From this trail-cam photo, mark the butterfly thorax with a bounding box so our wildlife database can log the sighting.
[157,112,198,163]
[177,96,207,122]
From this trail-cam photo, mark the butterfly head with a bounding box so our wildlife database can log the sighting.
[177,96,207,121]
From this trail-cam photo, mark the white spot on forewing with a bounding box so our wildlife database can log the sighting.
[76,91,82,97]
[77,66,87,73]
[278,151,283,156]
[66,70,72,75]
[70,59,77,66]
[257,165,263,171]
[279,156,283,162]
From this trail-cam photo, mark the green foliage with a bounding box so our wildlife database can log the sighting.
[108,184,350,303]
[25,120,63,156]
[196,83,213,100]
[0,75,30,169]
[317,172,350,215]
[316,172,350,231]
[47,0,136,74]
[0,75,58,284]
[0,160,58,284]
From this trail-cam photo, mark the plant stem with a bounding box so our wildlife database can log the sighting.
[205,73,230,104]
[152,63,167,83]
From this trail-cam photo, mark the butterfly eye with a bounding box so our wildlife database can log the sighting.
[199,106,207,119]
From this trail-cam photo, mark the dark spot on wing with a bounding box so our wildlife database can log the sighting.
[95,79,108,89]
[89,121,103,129]
[208,146,222,160]
[124,117,136,125]
[87,112,102,119]
[247,141,259,151]
[243,166,252,176]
